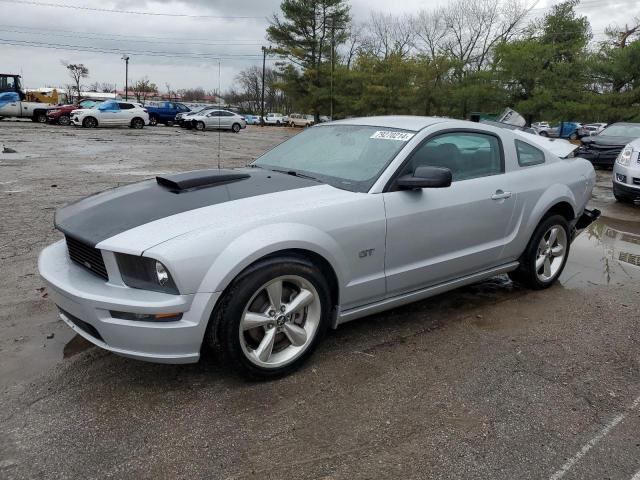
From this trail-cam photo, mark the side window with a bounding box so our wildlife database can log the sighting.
[515,140,545,167]
[98,102,119,111]
[221,111,234,117]
[403,132,502,182]
[118,103,134,110]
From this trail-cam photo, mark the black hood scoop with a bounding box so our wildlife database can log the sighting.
[156,169,249,191]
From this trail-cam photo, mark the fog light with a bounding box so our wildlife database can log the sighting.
[155,261,169,286]
[110,311,183,322]
[616,173,627,183]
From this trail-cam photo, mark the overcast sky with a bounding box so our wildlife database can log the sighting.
[0,0,637,93]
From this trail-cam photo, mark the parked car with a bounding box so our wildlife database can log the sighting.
[578,122,607,137]
[146,101,190,126]
[288,113,315,128]
[319,115,332,123]
[176,105,216,128]
[532,122,550,131]
[46,99,103,125]
[612,138,640,203]
[244,114,262,125]
[264,113,288,126]
[538,122,582,140]
[71,100,149,129]
[577,122,640,167]
[189,109,246,132]
[38,116,599,378]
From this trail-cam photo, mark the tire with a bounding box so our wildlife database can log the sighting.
[613,186,630,203]
[208,256,332,379]
[569,132,578,141]
[195,121,205,131]
[58,114,70,126]
[34,111,47,123]
[231,122,241,133]
[509,214,570,290]
[130,117,144,129]
[82,117,98,128]
[539,131,548,137]
[149,115,158,126]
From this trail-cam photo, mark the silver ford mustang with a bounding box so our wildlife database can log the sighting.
[38,116,600,378]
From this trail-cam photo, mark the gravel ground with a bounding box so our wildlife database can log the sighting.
[0,121,639,480]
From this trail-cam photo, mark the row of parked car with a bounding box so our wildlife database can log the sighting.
[43,98,328,133]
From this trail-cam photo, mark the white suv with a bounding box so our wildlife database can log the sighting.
[72,101,149,129]
[288,113,315,128]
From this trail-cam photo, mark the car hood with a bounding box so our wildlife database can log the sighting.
[54,167,323,251]
[581,135,634,148]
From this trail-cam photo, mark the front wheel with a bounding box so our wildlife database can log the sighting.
[58,114,71,126]
[509,215,570,289]
[195,121,205,131]
[231,122,241,133]
[539,131,548,137]
[209,256,331,379]
[82,117,98,128]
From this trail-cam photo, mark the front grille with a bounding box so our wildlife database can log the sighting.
[65,235,108,280]
[59,307,105,342]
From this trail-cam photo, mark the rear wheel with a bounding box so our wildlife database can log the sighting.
[58,114,71,126]
[34,111,47,123]
[539,131,548,137]
[231,122,241,133]
[509,214,570,289]
[82,117,97,128]
[208,256,331,379]
[130,117,144,129]
[195,121,205,131]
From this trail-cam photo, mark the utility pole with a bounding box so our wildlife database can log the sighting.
[330,19,335,121]
[260,46,271,126]
[121,55,130,100]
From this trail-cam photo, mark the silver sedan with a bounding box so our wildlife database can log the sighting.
[189,109,247,133]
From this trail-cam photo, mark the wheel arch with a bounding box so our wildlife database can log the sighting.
[82,115,98,127]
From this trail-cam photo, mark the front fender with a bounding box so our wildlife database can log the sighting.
[197,223,348,294]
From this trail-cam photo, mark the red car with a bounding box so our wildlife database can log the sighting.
[47,99,103,126]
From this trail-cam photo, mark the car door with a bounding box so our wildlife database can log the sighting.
[219,111,234,129]
[383,130,517,296]
[0,92,21,117]
[204,110,220,128]
[97,101,120,125]
[117,103,136,125]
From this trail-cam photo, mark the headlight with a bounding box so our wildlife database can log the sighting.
[115,253,179,294]
[616,145,634,166]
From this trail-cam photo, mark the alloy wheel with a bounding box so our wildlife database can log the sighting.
[58,115,70,126]
[535,225,567,282]
[239,275,321,369]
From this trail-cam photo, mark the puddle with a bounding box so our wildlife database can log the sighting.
[561,216,640,289]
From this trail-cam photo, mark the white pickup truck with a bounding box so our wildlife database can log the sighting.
[0,91,52,123]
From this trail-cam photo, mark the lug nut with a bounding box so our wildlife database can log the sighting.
[267,323,274,329]
[280,305,286,312]
[269,310,275,317]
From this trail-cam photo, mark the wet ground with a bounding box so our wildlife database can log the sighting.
[1,122,639,479]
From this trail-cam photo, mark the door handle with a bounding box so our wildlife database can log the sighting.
[491,190,512,200]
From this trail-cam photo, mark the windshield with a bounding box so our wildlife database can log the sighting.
[253,125,414,192]
[600,124,640,137]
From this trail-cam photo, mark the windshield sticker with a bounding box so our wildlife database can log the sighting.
[370,130,415,141]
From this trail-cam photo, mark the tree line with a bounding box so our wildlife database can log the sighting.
[225,0,640,124]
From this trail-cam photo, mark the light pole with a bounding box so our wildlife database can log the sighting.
[260,46,272,126]
[121,55,130,100]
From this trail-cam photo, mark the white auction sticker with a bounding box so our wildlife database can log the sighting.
[370,130,415,141]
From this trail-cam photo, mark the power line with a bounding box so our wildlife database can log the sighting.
[0,38,271,60]
[0,27,265,46]
[0,0,268,19]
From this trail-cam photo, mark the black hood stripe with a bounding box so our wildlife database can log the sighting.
[55,168,320,247]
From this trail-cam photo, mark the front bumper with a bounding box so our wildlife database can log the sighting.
[38,240,220,364]
[576,147,622,166]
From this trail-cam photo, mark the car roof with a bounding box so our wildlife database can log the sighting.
[328,115,449,132]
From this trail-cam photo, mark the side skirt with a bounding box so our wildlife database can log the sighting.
[335,261,520,326]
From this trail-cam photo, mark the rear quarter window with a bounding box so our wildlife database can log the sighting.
[515,140,545,167]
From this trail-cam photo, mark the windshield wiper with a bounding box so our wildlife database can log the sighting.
[263,167,322,183]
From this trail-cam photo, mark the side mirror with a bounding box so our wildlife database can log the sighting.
[396,166,452,190]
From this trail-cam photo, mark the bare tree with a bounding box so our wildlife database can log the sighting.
[131,77,158,104]
[363,11,416,59]
[604,18,640,48]
[344,22,365,68]
[61,61,89,103]
[413,9,449,59]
